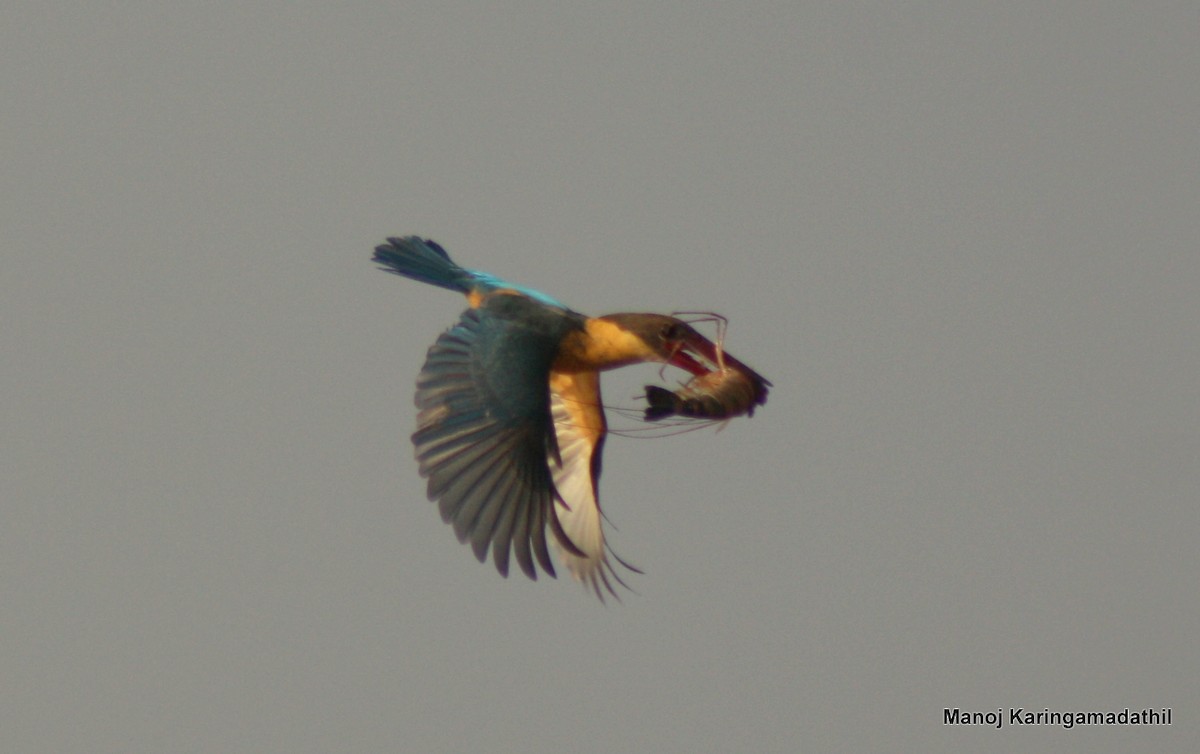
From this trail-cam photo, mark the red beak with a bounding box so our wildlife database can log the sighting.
[667,347,710,376]
[668,325,727,374]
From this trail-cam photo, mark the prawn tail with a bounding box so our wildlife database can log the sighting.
[643,385,681,421]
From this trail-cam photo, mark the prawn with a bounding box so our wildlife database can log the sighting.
[643,312,770,421]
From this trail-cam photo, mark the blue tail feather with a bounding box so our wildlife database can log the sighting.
[374,236,569,309]
[373,237,471,293]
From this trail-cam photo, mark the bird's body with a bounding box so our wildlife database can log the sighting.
[373,237,769,598]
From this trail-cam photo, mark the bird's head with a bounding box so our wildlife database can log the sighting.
[592,313,726,375]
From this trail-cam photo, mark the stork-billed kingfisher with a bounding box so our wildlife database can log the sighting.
[373,237,769,598]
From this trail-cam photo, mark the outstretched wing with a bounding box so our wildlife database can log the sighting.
[411,294,585,580]
[548,371,639,600]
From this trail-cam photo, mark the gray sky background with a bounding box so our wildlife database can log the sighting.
[4,3,1196,752]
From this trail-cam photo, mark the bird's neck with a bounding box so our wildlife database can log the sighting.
[553,318,661,372]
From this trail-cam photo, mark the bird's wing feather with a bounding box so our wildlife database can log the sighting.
[548,370,635,600]
[411,296,584,580]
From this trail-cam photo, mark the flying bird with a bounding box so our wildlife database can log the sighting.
[373,237,770,598]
